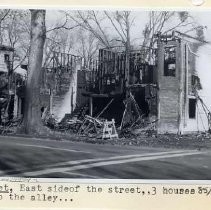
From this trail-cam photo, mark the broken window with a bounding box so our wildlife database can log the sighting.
[4,54,9,62]
[164,46,176,77]
[189,98,196,119]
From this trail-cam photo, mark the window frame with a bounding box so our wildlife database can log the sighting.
[164,45,177,77]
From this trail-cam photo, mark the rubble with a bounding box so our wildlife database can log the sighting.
[41,91,157,140]
[77,115,104,137]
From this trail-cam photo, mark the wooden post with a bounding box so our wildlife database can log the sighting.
[184,43,189,127]
[178,41,184,135]
[50,89,53,115]
[89,97,93,117]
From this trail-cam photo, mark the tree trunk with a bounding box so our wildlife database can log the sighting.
[22,10,46,134]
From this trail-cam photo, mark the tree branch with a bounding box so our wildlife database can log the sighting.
[46,15,80,33]
[0,9,10,22]
[91,11,110,47]
[104,11,126,44]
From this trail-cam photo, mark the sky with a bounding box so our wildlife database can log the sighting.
[45,10,211,45]
[191,11,211,41]
[188,11,211,111]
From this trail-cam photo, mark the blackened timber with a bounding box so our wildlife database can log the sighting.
[175,31,209,44]
[82,92,121,98]
[127,84,157,88]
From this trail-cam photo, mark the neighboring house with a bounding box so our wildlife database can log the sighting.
[0,45,14,123]
[13,64,27,119]
[0,45,28,123]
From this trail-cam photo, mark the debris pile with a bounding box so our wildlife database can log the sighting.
[42,92,158,140]
[77,115,104,137]
[120,93,144,130]
[77,115,118,139]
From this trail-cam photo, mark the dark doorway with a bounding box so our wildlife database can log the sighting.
[189,98,196,119]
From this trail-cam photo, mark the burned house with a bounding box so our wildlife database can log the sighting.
[82,33,210,134]
[40,32,210,135]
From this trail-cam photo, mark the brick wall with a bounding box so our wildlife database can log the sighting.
[157,40,184,134]
[157,38,205,134]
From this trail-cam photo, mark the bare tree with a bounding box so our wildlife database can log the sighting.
[66,11,135,50]
[66,11,109,47]
[74,28,100,69]
[42,12,81,68]
[43,29,65,68]
[142,11,205,48]
[1,10,31,71]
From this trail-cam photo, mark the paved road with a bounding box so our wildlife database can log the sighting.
[0,135,211,179]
